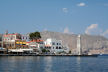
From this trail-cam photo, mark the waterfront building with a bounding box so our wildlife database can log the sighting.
[2,32,34,53]
[3,33,21,49]
[15,39,28,49]
[28,39,44,53]
[21,34,30,42]
[44,38,64,54]
[63,45,70,53]
[9,39,33,53]
[1,32,70,54]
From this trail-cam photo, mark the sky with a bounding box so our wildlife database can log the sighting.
[0,0,108,38]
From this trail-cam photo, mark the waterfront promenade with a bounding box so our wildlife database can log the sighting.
[0,54,98,57]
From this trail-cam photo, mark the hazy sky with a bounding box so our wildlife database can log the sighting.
[0,0,108,37]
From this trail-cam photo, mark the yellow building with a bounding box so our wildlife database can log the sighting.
[15,40,28,49]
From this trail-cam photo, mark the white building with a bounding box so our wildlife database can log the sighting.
[21,34,30,42]
[44,38,68,54]
[8,48,33,53]
[63,45,70,53]
[28,39,44,53]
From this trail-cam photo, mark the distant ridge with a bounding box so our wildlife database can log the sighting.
[40,31,108,54]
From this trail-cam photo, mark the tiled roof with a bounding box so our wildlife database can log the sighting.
[27,39,44,43]
[3,33,18,37]
[45,45,51,47]
[26,42,30,43]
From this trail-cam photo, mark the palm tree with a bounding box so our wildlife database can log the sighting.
[29,31,41,41]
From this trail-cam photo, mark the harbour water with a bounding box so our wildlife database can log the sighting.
[0,56,108,72]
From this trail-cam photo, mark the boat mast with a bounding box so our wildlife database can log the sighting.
[2,34,3,48]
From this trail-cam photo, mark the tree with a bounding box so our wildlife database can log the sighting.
[41,49,47,53]
[29,31,41,41]
[69,50,71,54]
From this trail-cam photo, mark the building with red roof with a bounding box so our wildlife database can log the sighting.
[3,33,22,49]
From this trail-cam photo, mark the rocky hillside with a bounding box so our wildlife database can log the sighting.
[40,31,108,54]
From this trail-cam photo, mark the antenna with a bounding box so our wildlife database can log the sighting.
[5,30,8,35]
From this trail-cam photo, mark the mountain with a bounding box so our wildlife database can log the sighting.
[40,31,108,54]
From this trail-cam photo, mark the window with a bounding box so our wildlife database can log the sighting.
[40,47,43,48]
[57,43,58,45]
[52,42,55,45]
[40,42,43,44]
[56,46,58,49]
[59,47,61,49]
[49,47,51,49]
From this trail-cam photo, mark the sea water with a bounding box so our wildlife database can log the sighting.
[0,56,108,72]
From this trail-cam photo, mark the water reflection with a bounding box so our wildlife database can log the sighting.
[0,56,108,72]
[44,56,52,72]
[0,56,42,72]
[76,57,81,72]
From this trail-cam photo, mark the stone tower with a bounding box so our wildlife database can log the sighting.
[77,34,82,55]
